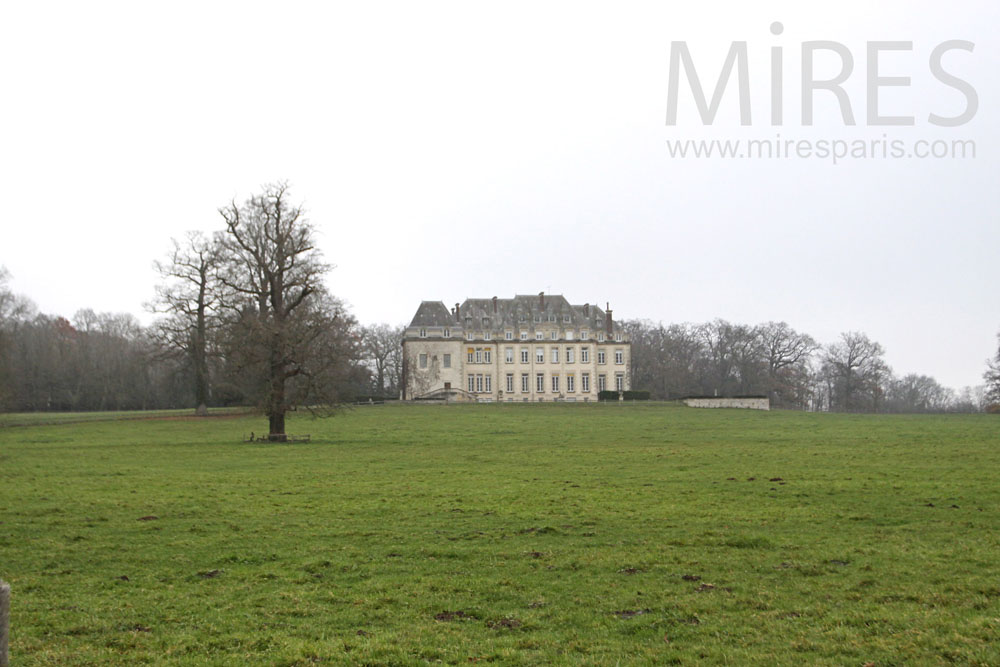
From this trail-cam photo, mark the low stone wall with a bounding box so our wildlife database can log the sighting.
[684,397,770,411]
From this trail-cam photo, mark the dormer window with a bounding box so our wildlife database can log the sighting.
[563,315,570,323]
[598,332,605,342]
[419,328,427,338]
[467,332,474,341]
[482,317,489,327]
[615,333,622,342]
[443,328,450,338]
[505,331,513,340]
[581,330,589,340]
[550,331,558,340]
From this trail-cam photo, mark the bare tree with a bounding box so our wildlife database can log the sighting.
[984,331,1000,408]
[149,232,221,415]
[360,323,403,397]
[0,268,36,408]
[758,321,818,408]
[884,373,954,413]
[821,332,889,412]
[216,182,334,441]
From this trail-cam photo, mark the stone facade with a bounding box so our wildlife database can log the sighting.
[402,293,630,402]
[683,397,770,410]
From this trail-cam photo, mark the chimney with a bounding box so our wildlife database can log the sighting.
[605,303,613,335]
[454,303,460,321]
[583,303,589,317]
[492,296,498,313]
[539,292,544,309]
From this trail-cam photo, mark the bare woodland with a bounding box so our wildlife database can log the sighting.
[0,184,997,418]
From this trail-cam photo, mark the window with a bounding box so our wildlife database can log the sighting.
[482,317,489,327]
[536,347,544,363]
[551,375,560,393]
[506,373,514,393]
[520,348,529,364]
[615,373,625,391]
[475,349,482,364]
[419,353,428,368]
[548,314,556,322]
[466,332,474,341]
[566,347,575,363]
[615,349,624,364]
[550,331,558,340]
[484,350,492,364]
[521,373,530,392]
[467,348,475,363]
[563,315,571,323]
[443,328,450,338]
[468,375,475,392]
[485,331,492,341]
[615,333,623,342]
[598,332,605,342]
[536,373,545,392]
[505,331,513,340]
[419,328,426,338]
[597,350,606,364]
[520,331,528,340]
[581,330,589,340]
[581,347,590,363]
[505,347,514,363]
[581,373,590,392]
[485,375,492,393]
[566,374,575,392]
[550,348,559,364]
[535,331,543,340]
[443,354,451,368]
[598,374,607,391]
[475,374,483,393]
[566,330,574,341]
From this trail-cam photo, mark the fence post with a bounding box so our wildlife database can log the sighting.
[0,579,9,667]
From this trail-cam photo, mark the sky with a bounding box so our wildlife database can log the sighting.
[0,0,996,390]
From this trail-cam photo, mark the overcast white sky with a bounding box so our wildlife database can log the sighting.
[0,0,996,389]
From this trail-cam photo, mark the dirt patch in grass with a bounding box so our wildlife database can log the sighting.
[614,609,651,619]
[137,515,159,521]
[198,569,223,579]
[681,574,701,581]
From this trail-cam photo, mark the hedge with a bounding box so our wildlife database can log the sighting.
[598,390,650,401]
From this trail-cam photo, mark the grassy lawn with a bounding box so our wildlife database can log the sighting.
[0,403,998,665]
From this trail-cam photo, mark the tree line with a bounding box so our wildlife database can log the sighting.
[1,183,997,421]
[623,319,996,413]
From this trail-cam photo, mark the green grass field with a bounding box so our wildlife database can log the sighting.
[1,404,998,665]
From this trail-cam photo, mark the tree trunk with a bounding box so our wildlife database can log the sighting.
[193,286,210,415]
[268,412,286,441]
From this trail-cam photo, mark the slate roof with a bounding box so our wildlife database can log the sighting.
[407,301,454,327]
[406,294,621,334]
